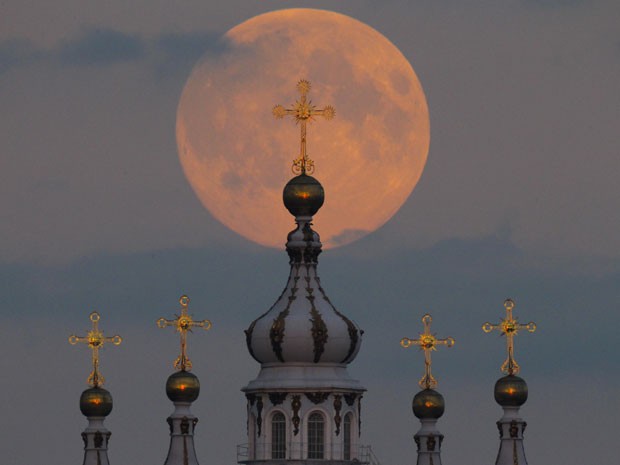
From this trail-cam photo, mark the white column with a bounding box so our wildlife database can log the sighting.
[81,417,111,465]
[494,406,528,465]
[414,418,443,465]
[163,402,200,465]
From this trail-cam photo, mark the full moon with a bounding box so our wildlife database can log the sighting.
[177,8,430,249]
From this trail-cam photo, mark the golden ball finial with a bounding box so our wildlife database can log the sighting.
[166,371,200,403]
[494,374,528,407]
[412,389,445,419]
[283,174,325,217]
[80,386,113,417]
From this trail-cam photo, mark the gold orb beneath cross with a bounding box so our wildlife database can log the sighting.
[176,8,430,249]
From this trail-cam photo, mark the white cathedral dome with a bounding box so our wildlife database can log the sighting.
[244,174,363,365]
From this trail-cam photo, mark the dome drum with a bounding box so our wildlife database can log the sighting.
[242,389,364,463]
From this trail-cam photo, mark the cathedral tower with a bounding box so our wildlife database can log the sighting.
[69,311,121,465]
[157,295,212,465]
[240,80,365,464]
[401,313,454,465]
[483,299,536,465]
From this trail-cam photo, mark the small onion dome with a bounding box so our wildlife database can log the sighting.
[80,387,113,417]
[412,388,445,419]
[166,370,200,403]
[494,374,528,407]
[283,174,324,217]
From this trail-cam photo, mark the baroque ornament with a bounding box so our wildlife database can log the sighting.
[305,392,330,404]
[291,395,302,436]
[256,396,264,437]
[308,292,328,362]
[509,420,519,439]
[427,434,436,452]
[334,394,343,435]
[180,417,190,435]
[94,431,103,449]
[269,279,298,362]
[269,392,288,406]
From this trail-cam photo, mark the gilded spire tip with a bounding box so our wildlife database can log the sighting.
[69,311,122,387]
[401,313,454,389]
[157,294,212,371]
[482,298,536,375]
[272,79,335,175]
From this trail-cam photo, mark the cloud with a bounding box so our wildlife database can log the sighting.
[155,31,228,62]
[151,31,230,77]
[57,29,146,66]
[330,229,371,246]
[0,28,226,74]
[0,38,42,74]
[1,234,618,465]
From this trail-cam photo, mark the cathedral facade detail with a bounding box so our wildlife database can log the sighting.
[239,81,367,465]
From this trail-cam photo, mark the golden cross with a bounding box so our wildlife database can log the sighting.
[69,312,122,387]
[273,79,335,175]
[157,295,212,371]
[400,314,455,389]
[482,298,536,375]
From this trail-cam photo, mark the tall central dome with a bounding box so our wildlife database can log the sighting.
[245,172,362,366]
[240,80,366,465]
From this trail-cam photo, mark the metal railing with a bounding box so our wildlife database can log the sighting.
[359,446,381,465]
[237,443,380,464]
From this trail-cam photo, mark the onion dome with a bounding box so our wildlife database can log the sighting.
[80,386,113,417]
[283,174,325,217]
[412,388,445,419]
[166,370,200,403]
[245,174,363,365]
[494,374,528,407]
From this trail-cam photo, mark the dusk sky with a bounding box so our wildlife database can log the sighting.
[1,1,618,465]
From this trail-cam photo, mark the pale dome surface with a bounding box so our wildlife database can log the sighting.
[246,271,362,365]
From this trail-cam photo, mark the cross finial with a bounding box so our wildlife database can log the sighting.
[401,314,455,389]
[482,298,536,375]
[157,295,212,371]
[273,79,335,175]
[69,311,122,387]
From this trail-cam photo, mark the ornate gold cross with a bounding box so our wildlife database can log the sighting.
[69,312,122,387]
[482,298,536,375]
[273,79,335,175]
[157,295,212,371]
[401,314,455,389]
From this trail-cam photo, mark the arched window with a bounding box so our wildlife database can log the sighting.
[307,412,325,459]
[271,412,286,459]
[343,413,353,460]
